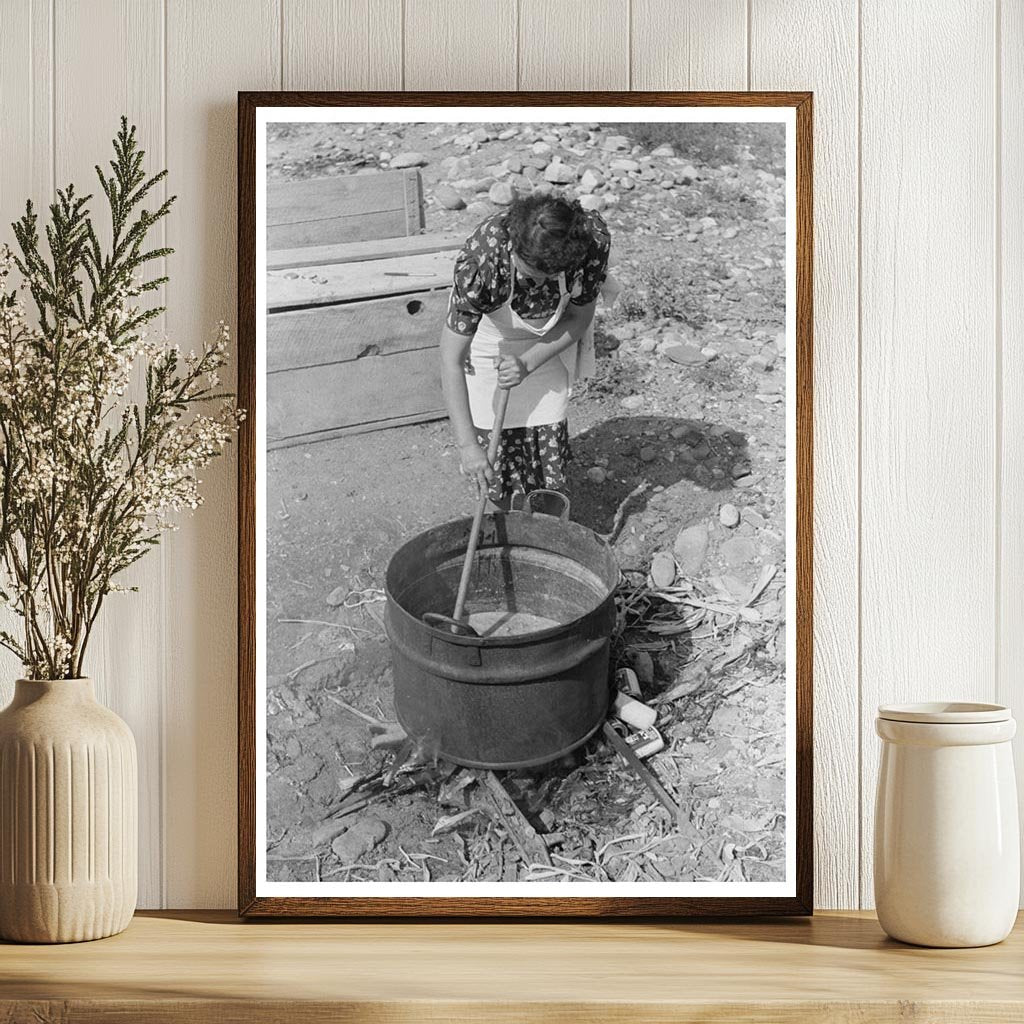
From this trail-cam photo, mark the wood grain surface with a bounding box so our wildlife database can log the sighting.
[1,910,1023,1023]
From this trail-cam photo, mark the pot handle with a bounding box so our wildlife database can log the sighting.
[523,489,571,522]
[421,612,481,638]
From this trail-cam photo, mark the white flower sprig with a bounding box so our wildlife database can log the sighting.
[0,119,241,679]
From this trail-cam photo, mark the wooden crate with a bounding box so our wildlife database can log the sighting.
[266,169,461,449]
[267,168,424,249]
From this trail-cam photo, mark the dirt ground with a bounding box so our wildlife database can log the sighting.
[265,119,788,885]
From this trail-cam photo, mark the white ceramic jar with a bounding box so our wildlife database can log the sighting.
[874,702,1019,947]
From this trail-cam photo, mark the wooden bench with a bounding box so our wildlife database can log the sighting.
[266,168,460,449]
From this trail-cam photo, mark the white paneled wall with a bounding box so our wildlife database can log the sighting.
[0,0,1017,910]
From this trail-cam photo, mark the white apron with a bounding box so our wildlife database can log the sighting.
[465,246,624,430]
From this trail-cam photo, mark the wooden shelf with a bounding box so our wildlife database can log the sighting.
[2,910,1022,1022]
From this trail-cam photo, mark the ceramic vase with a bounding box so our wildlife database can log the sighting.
[874,702,1019,948]
[0,678,137,943]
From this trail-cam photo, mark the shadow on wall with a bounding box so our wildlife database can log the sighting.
[566,416,751,535]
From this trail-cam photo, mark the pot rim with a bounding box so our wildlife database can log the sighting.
[877,701,1010,724]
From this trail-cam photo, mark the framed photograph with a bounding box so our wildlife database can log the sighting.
[238,91,812,917]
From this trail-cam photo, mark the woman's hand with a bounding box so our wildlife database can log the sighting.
[495,355,528,389]
[459,442,493,497]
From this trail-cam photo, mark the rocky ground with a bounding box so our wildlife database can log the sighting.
[264,119,788,885]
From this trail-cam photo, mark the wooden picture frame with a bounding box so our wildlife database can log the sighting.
[238,91,813,917]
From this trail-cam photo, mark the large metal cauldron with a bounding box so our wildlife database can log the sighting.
[385,492,620,769]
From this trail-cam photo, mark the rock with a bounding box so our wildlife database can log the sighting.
[446,157,473,180]
[620,394,644,411]
[649,551,676,588]
[719,503,740,528]
[639,337,658,354]
[742,508,767,530]
[579,194,604,211]
[433,184,466,210]
[662,328,696,348]
[504,154,524,173]
[722,226,739,239]
[720,537,758,567]
[325,586,347,607]
[472,176,496,193]
[603,134,631,151]
[617,177,635,191]
[710,703,744,736]
[466,201,491,218]
[390,151,428,168]
[690,439,711,460]
[650,144,676,157]
[731,460,752,479]
[639,446,657,463]
[544,160,577,184]
[470,127,491,143]
[587,466,607,484]
[497,127,518,140]
[616,537,642,562]
[632,650,655,686]
[610,158,641,173]
[453,133,475,149]
[749,352,775,372]
[664,343,706,366]
[578,168,605,193]
[670,425,688,440]
[532,140,552,156]
[488,181,515,205]
[775,332,787,353]
[673,524,709,576]
[331,816,387,865]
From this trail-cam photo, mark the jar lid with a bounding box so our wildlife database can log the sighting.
[877,702,1011,724]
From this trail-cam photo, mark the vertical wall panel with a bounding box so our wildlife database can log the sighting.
[164,0,280,908]
[631,0,747,90]
[751,1,860,910]
[519,0,629,90]
[404,0,516,90]
[283,0,402,90]
[859,0,997,908]
[1000,0,1024,899]
[0,2,52,698]
[53,0,166,909]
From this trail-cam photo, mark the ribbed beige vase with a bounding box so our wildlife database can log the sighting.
[0,678,137,943]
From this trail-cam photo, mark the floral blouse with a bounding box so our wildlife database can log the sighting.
[445,209,611,336]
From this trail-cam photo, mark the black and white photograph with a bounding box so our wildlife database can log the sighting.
[246,99,807,910]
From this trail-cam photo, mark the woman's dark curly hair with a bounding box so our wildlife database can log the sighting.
[505,192,592,275]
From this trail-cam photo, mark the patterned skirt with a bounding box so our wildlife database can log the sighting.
[473,419,572,507]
